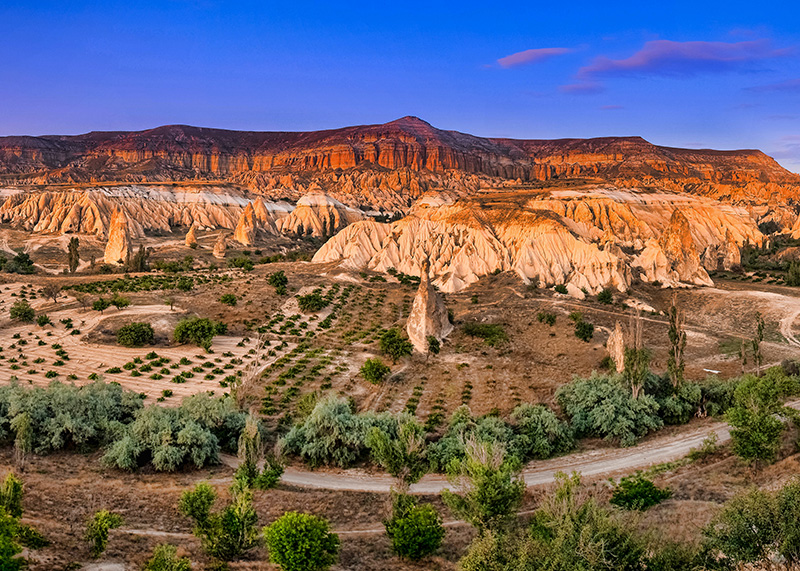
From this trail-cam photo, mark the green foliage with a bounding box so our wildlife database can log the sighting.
[609,473,672,511]
[556,373,662,446]
[725,373,785,464]
[268,270,288,290]
[360,358,390,384]
[9,301,34,323]
[510,403,574,460]
[85,510,123,558]
[667,298,687,388]
[597,289,613,304]
[174,317,227,351]
[536,312,556,326]
[462,323,509,347]
[379,328,413,363]
[574,319,595,342]
[228,256,254,271]
[116,322,155,347]
[110,293,131,310]
[35,314,51,327]
[280,395,400,468]
[441,439,525,534]
[0,508,23,571]
[788,261,800,287]
[429,407,521,471]
[92,298,111,313]
[143,544,192,571]
[103,393,245,471]
[384,493,444,560]
[553,284,568,294]
[0,474,23,519]
[702,479,800,568]
[426,335,441,355]
[297,292,328,312]
[264,511,339,571]
[365,414,428,488]
[5,252,34,275]
[180,480,259,562]
[219,293,238,306]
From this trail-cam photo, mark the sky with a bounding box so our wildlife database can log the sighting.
[1,0,799,172]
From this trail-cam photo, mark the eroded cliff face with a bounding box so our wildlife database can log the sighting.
[313,186,766,293]
[104,209,131,265]
[276,192,364,238]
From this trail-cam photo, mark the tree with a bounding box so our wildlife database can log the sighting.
[110,294,130,311]
[360,358,390,384]
[235,415,262,486]
[92,298,111,314]
[174,317,226,351]
[0,474,23,519]
[5,252,34,275]
[163,295,175,311]
[263,512,339,571]
[179,480,259,562]
[379,328,413,363]
[788,261,800,287]
[143,544,191,571]
[9,300,34,323]
[365,414,427,491]
[610,473,672,511]
[116,322,155,347]
[441,438,524,534]
[623,312,649,399]
[11,413,32,472]
[725,374,785,464]
[667,293,686,389]
[41,282,62,304]
[574,319,594,342]
[67,237,80,274]
[426,335,441,358]
[85,510,123,558]
[383,493,444,560]
[752,312,765,376]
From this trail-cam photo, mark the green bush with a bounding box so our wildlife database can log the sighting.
[143,543,191,571]
[85,510,123,558]
[116,322,155,347]
[554,284,568,294]
[556,373,662,446]
[610,473,672,510]
[174,317,227,351]
[5,253,34,275]
[510,403,573,459]
[384,493,444,560]
[297,292,328,312]
[264,511,339,571]
[597,289,613,304]
[360,358,390,384]
[219,293,238,306]
[725,373,786,464]
[92,298,111,313]
[9,301,34,323]
[462,323,509,347]
[110,294,130,310]
[379,328,413,363]
[35,315,51,327]
[574,319,594,342]
[268,270,288,290]
[536,312,556,326]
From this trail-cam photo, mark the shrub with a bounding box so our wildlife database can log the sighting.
[554,284,568,294]
[35,315,51,327]
[597,289,613,304]
[574,319,594,342]
[9,301,34,323]
[610,473,672,510]
[268,271,288,290]
[180,481,258,562]
[5,252,34,275]
[143,543,191,571]
[725,374,786,464]
[297,292,328,312]
[510,403,573,459]
[384,493,444,560]
[116,322,155,347]
[85,510,123,558]
[360,358,390,384]
[556,373,662,446]
[92,298,111,313]
[379,328,413,363]
[462,323,508,347]
[536,312,556,326]
[219,293,237,306]
[110,294,130,310]
[264,511,339,571]
[174,317,226,351]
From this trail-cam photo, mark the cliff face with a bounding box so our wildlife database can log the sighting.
[2,117,797,206]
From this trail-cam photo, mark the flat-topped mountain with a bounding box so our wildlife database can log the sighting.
[1,117,797,204]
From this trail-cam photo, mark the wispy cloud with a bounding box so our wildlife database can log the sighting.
[771,136,800,160]
[497,47,572,69]
[561,39,791,96]
[559,82,604,95]
[746,78,800,92]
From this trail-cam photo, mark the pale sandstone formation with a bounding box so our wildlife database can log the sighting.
[606,321,625,373]
[233,202,257,246]
[277,192,364,238]
[406,261,453,353]
[185,225,198,247]
[212,232,228,259]
[103,209,132,265]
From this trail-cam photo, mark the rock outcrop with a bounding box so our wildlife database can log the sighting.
[233,202,258,246]
[606,321,625,373]
[406,261,453,353]
[104,209,132,265]
[212,232,228,259]
[185,225,197,248]
[277,193,364,238]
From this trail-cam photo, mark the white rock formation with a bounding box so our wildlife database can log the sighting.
[406,261,453,353]
[103,209,132,265]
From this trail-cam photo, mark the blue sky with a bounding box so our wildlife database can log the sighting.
[1,0,799,171]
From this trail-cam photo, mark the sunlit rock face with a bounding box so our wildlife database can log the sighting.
[104,209,131,265]
[276,192,364,238]
[212,232,228,259]
[314,186,765,294]
[406,261,453,353]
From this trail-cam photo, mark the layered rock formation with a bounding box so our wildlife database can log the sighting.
[185,225,197,247]
[406,261,453,353]
[276,193,363,238]
[212,232,228,258]
[314,186,764,293]
[104,209,131,265]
